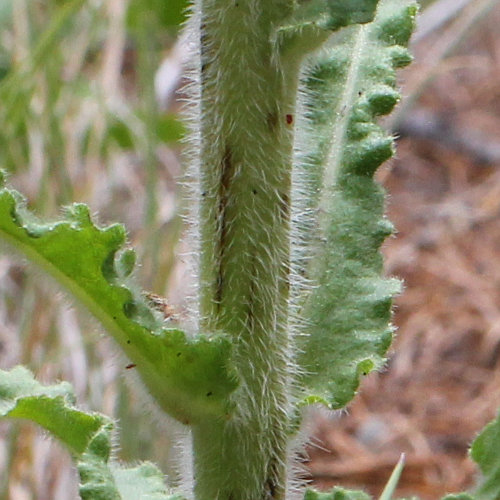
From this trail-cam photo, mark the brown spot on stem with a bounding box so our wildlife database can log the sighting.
[266,478,277,499]
[265,458,284,499]
[278,191,291,299]
[200,22,211,82]
[125,363,136,370]
[267,111,278,131]
[215,147,234,307]
[286,114,293,125]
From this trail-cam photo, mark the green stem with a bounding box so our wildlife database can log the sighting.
[191,1,301,498]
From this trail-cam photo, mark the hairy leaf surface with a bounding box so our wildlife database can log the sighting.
[303,487,371,500]
[282,0,378,30]
[0,366,182,500]
[0,172,237,424]
[277,0,381,60]
[296,0,417,409]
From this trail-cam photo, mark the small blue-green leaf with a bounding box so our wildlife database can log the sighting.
[470,411,500,499]
[304,487,372,500]
[0,365,105,455]
[0,366,184,500]
[112,463,184,500]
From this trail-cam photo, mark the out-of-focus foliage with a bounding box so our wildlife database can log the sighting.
[0,0,183,181]
[0,0,185,498]
[127,0,188,31]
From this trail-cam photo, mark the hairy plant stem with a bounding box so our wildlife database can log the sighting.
[192,1,301,498]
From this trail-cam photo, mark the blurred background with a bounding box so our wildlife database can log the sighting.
[0,0,499,498]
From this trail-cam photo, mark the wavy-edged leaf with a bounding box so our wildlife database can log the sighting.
[0,366,183,500]
[0,365,105,454]
[0,172,237,424]
[277,0,381,58]
[282,0,378,29]
[295,0,417,409]
[304,487,371,500]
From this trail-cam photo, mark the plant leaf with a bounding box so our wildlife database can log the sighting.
[0,365,105,455]
[0,366,183,500]
[285,0,379,29]
[301,459,408,500]
[469,410,500,499]
[441,495,475,500]
[295,0,417,409]
[379,454,405,500]
[111,463,186,500]
[438,411,500,499]
[0,172,237,424]
[304,487,372,500]
[277,0,381,58]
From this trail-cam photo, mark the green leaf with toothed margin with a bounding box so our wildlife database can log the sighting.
[295,0,417,410]
[277,0,380,58]
[0,171,237,425]
[286,0,379,30]
[0,366,183,500]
